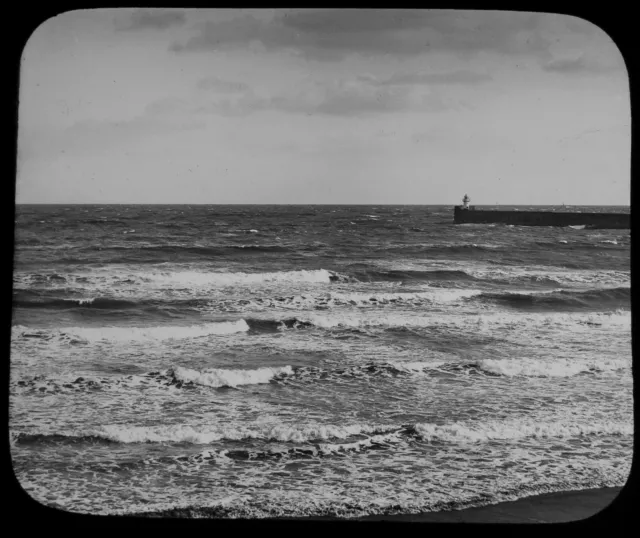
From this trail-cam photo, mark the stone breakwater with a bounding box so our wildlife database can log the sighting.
[453,207,629,229]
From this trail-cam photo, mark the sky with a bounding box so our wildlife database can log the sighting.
[17,9,630,205]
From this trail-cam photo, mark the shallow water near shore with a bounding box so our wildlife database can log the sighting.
[10,204,632,517]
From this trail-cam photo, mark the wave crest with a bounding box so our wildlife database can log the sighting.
[11,320,249,343]
[12,416,631,449]
[473,287,629,311]
[474,357,629,377]
[170,365,293,389]
[11,422,400,446]
[13,268,351,292]
[414,420,633,443]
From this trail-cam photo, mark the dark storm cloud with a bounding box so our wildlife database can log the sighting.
[120,10,186,31]
[169,14,272,53]
[169,9,576,61]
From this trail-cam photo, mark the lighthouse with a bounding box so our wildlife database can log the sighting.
[462,194,470,209]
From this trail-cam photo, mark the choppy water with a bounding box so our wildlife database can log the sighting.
[10,204,632,517]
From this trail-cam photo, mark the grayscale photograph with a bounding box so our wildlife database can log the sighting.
[11,8,631,520]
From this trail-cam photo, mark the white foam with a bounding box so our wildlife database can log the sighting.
[26,417,630,447]
[28,422,401,445]
[172,365,293,388]
[480,288,559,296]
[319,432,402,454]
[414,419,633,444]
[290,310,631,331]
[359,260,630,289]
[467,267,630,287]
[315,289,482,306]
[139,269,337,287]
[388,356,630,378]
[392,361,448,372]
[34,320,250,343]
[476,357,630,377]
[13,268,342,293]
[202,288,483,313]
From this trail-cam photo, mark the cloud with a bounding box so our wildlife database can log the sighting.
[169,14,271,53]
[194,75,461,117]
[194,93,268,117]
[26,99,206,158]
[119,9,186,31]
[542,53,620,74]
[378,70,492,85]
[196,76,251,93]
[280,78,454,116]
[169,9,587,62]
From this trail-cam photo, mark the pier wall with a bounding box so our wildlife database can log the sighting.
[453,207,629,229]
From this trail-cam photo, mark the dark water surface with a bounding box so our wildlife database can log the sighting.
[11,205,632,517]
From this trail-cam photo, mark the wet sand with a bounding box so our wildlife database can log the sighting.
[130,487,624,521]
[296,487,623,523]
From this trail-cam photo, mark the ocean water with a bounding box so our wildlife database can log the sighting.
[10,204,632,518]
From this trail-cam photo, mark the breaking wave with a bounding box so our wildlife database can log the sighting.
[349,268,479,283]
[13,287,486,317]
[12,417,631,449]
[249,310,631,332]
[11,308,630,346]
[12,295,139,310]
[12,356,629,399]
[413,419,633,443]
[11,422,400,446]
[471,287,630,311]
[469,357,630,378]
[466,268,630,288]
[13,286,628,315]
[171,365,293,389]
[11,320,249,343]
[285,358,630,381]
[13,268,352,291]
[207,289,484,314]
[10,364,295,396]
[341,266,630,288]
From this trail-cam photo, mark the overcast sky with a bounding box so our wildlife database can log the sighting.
[17,9,629,204]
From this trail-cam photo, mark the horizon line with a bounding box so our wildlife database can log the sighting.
[13,202,631,207]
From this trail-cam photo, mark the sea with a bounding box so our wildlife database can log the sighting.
[10,204,633,518]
